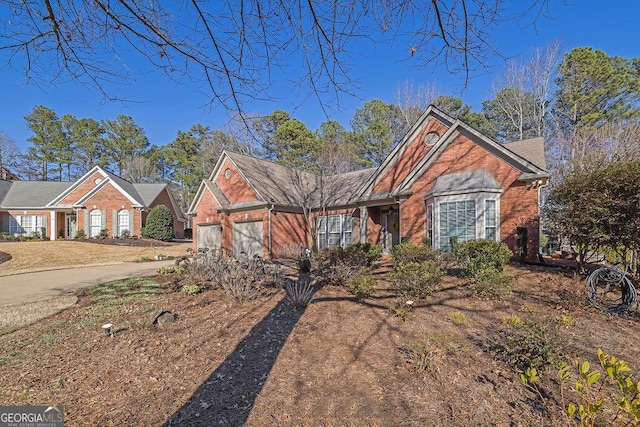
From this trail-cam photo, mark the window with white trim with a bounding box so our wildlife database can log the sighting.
[117,209,130,236]
[9,215,44,236]
[317,214,354,249]
[89,209,101,238]
[485,199,497,241]
[426,203,433,246]
[439,200,476,251]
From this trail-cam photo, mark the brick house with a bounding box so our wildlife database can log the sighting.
[0,166,185,239]
[188,106,548,261]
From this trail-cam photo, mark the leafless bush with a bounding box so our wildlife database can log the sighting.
[213,258,265,301]
[182,256,222,287]
[276,243,306,260]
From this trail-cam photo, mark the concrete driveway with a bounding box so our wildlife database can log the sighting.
[0,260,176,306]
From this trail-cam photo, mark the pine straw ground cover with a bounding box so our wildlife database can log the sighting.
[0,264,639,426]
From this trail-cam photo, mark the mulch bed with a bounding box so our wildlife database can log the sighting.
[1,263,639,426]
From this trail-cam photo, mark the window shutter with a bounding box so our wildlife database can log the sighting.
[1,214,9,233]
[351,215,359,243]
[101,210,107,230]
[129,209,135,234]
[84,211,89,234]
[40,215,48,236]
[112,210,118,236]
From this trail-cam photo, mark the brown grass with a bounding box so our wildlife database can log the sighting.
[0,295,77,334]
[0,240,192,276]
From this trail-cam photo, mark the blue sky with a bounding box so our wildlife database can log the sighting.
[1,1,640,153]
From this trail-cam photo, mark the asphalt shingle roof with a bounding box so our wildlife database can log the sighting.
[428,169,502,196]
[503,137,546,170]
[0,181,73,208]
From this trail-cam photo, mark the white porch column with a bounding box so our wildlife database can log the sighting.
[359,206,368,243]
[50,210,56,240]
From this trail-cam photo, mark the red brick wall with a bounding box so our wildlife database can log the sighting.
[57,172,104,205]
[271,211,308,257]
[78,184,142,236]
[373,120,449,194]
[191,189,223,251]
[398,132,540,260]
[214,159,259,204]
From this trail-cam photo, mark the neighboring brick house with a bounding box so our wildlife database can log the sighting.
[188,106,548,261]
[0,166,185,240]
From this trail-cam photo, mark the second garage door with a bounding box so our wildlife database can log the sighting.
[232,220,263,258]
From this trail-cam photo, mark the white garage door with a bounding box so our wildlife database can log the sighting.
[197,224,221,250]
[233,221,263,258]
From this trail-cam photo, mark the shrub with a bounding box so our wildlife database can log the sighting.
[98,228,109,239]
[74,229,86,239]
[181,284,204,295]
[157,265,186,275]
[454,239,512,275]
[557,349,640,426]
[501,320,558,373]
[346,270,376,299]
[389,260,443,299]
[469,266,513,298]
[350,242,383,266]
[312,246,369,285]
[120,229,131,239]
[392,242,440,265]
[142,205,174,241]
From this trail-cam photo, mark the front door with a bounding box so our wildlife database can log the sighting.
[382,212,400,253]
[65,213,77,239]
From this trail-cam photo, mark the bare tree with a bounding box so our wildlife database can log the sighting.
[484,40,561,141]
[393,80,440,128]
[0,131,20,179]
[121,156,158,183]
[1,1,550,115]
[547,120,640,180]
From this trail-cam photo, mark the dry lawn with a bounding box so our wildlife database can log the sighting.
[0,240,192,276]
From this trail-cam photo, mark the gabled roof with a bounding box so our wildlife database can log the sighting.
[356,106,549,200]
[133,183,167,206]
[394,116,548,195]
[426,169,503,197]
[190,106,550,214]
[354,105,457,199]
[1,181,73,208]
[0,166,179,214]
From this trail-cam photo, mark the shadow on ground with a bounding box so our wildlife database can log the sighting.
[165,295,306,426]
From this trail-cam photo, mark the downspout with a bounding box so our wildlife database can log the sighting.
[268,204,274,259]
[537,179,548,258]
